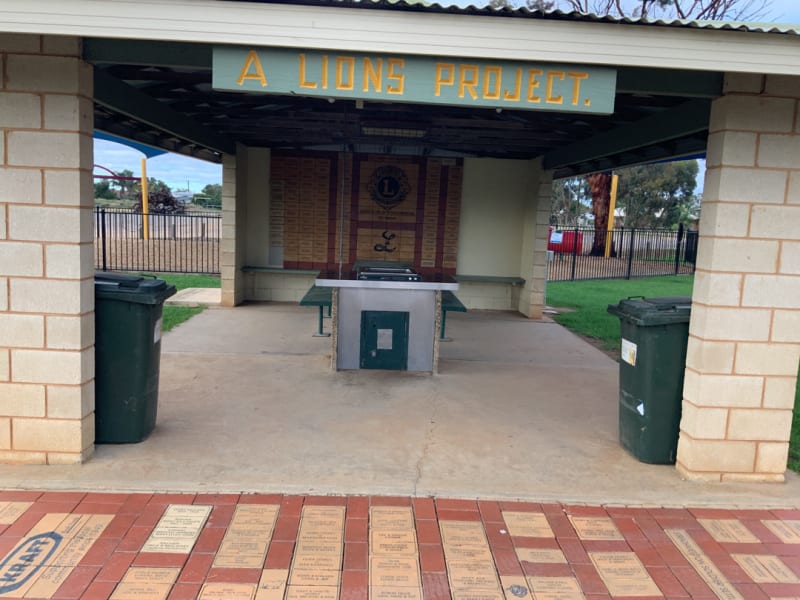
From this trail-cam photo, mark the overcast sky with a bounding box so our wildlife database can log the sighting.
[93,0,800,190]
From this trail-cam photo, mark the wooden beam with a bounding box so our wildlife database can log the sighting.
[543,98,711,171]
[93,67,236,155]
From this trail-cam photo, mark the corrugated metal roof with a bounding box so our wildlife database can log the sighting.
[224,0,800,35]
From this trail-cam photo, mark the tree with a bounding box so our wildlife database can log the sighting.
[147,178,171,194]
[93,180,116,200]
[616,160,699,228]
[201,183,222,205]
[551,176,590,227]
[587,172,613,255]
[523,0,768,19]
[112,169,137,199]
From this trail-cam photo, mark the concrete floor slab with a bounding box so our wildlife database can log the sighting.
[0,303,797,508]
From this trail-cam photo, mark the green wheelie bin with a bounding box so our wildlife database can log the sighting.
[94,273,176,443]
[607,296,692,464]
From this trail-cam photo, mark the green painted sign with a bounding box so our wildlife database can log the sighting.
[213,47,616,114]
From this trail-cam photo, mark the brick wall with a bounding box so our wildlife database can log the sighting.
[677,74,800,482]
[272,152,462,273]
[0,34,95,463]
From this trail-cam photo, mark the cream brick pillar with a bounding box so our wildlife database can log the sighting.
[518,159,553,318]
[220,145,248,306]
[0,34,94,464]
[676,73,800,482]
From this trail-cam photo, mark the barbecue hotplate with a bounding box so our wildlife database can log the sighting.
[357,267,422,282]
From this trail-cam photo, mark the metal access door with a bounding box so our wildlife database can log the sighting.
[360,310,409,370]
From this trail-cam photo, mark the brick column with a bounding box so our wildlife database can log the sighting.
[0,34,95,464]
[220,146,247,306]
[518,159,553,318]
[677,74,800,482]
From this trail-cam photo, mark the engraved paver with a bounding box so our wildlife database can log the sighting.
[451,590,504,600]
[214,504,279,568]
[289,569,340,586]
[500,576,532,600]
[501,512,554,538]
[763,520,800,544]
[698,519,759,544]
[198,582,257,599]
[732,554,800,583]
[448,559,502,591]
[110,567,180,600]
[515,548,567,564]
[440,521,489,546]
[569,516,623,541]
[666,529,744,600]
[285,586,339,600]
[288,506,345,599]
[527,576,585,600]
[445,544,494,561]
[370,556,420,587]
[371,530,418,555]
[371,587,424,600]
[141,504,212,554]
[371,507,415,530]
[590,552,661,597]
[255,570,290,600]
[0,502,32,524]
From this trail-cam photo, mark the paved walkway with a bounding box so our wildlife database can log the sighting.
[0,491,799,599]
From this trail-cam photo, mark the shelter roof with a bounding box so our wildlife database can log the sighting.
[73,0,797,176]
[221,0,800,35]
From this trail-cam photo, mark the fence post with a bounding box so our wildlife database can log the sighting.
[626,228,636,280]
[100,208,108,272]
[674,223,685,275]
[570,227,579,281]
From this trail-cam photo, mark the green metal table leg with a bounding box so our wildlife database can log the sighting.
[314,305,331,337]
[440,309,451,342]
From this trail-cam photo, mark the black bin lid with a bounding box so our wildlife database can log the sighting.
[95,272,177,305]
[607,296,692,326]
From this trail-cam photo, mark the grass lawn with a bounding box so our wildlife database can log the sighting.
[139,272,220,333]
[546,276,694,351]
[546,275,800,473]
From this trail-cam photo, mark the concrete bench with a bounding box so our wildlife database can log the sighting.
[440,290,467,341]
[455,274,525,285]
[299,285,332,337]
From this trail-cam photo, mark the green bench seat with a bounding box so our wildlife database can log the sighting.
[440,290,467,341]
[299,285,332,337]
[299,285,466,340]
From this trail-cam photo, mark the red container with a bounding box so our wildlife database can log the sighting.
[548,227,583,254]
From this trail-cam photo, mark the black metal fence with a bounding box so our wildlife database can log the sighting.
[547,225,697,282]
[94,208,221,274]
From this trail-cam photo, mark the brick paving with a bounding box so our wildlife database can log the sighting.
[0,491,798,599]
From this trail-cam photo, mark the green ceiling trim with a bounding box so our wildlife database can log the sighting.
[543,98,712,171]
[616,68,722,98]
[93,67,236,155]
[84,39,212,69]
